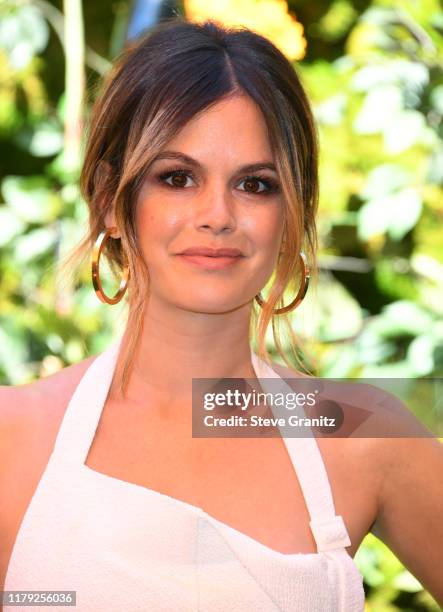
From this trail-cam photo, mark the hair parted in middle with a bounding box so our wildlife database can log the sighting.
[60,16,319,398]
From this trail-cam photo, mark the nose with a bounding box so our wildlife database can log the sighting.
[193,183,236,235]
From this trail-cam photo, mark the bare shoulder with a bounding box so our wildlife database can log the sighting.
[0,350,101,481]
[268,358,391,499]
[269,360,443,569]
[0,350,101,486]
[0,352,99,432]
[269,359,424,446]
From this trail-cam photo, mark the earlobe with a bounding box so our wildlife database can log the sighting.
[104,210,119,237]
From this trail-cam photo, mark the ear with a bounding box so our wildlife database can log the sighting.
[95,160,120,238]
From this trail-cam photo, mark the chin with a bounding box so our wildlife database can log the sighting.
[175,297,249,315]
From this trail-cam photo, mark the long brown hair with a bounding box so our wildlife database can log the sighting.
[58,17,319,398]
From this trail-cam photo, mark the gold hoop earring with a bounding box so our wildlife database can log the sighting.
[91,226,130,305]
[255,251,310,315]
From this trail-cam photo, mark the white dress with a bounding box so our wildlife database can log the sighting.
[4,335,366,611]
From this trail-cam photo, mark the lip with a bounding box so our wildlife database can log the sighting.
[179,246,244,257]
[177,253,244,270]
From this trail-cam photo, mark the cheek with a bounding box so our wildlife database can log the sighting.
[135,199,182,256]
[242,205,284,256]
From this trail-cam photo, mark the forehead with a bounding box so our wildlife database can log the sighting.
[161,94,273,163]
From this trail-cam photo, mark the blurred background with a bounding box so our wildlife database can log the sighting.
[0,0,442,609]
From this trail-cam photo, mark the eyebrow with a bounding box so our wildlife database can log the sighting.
[151,150,278,174]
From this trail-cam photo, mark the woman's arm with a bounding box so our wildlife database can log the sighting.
[272,365,443,604]
[371,435,443,606]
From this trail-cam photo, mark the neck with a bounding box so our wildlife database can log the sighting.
[110,295,259,410]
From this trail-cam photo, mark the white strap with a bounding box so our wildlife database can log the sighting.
[51,336,123,463]
[250,351,352,553]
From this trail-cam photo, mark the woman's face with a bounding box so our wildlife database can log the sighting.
[132,94,285,314]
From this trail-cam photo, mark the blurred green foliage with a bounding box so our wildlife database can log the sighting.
[0,0,442,609]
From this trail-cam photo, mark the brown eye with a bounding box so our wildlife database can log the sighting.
[238,176,278,195]
[158,170,196,189]
[170,174,188,187]
[244,178,260,192]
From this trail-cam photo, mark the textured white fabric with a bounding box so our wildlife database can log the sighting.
[4,336,365,611]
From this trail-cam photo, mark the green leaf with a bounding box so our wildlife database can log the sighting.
[355,328,397,364]
[353,85,403,134]
[0,323,28,383]
[15,120,64,157]
[357,200,389,239]
[1,175,61,223]
[354,545,386,587]
[427,146,443,184]
[316,278,363,342]
[386,188,422,240]
[319,345,361,377]
[360,360,416,377]
[14,227,57,263]
[351,60,428,94]
[357,188,422,241]
[407,334,436,376]
[392,570,423,593]
[430,84,443,114]
[0,5,49,69]
[383,110,426,154]
[361,164,409,199]
[382,301,434,335]
[314,93,347,126]
[0,207,26,246]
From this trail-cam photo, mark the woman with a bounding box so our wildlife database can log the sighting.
[1,17,442,612]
